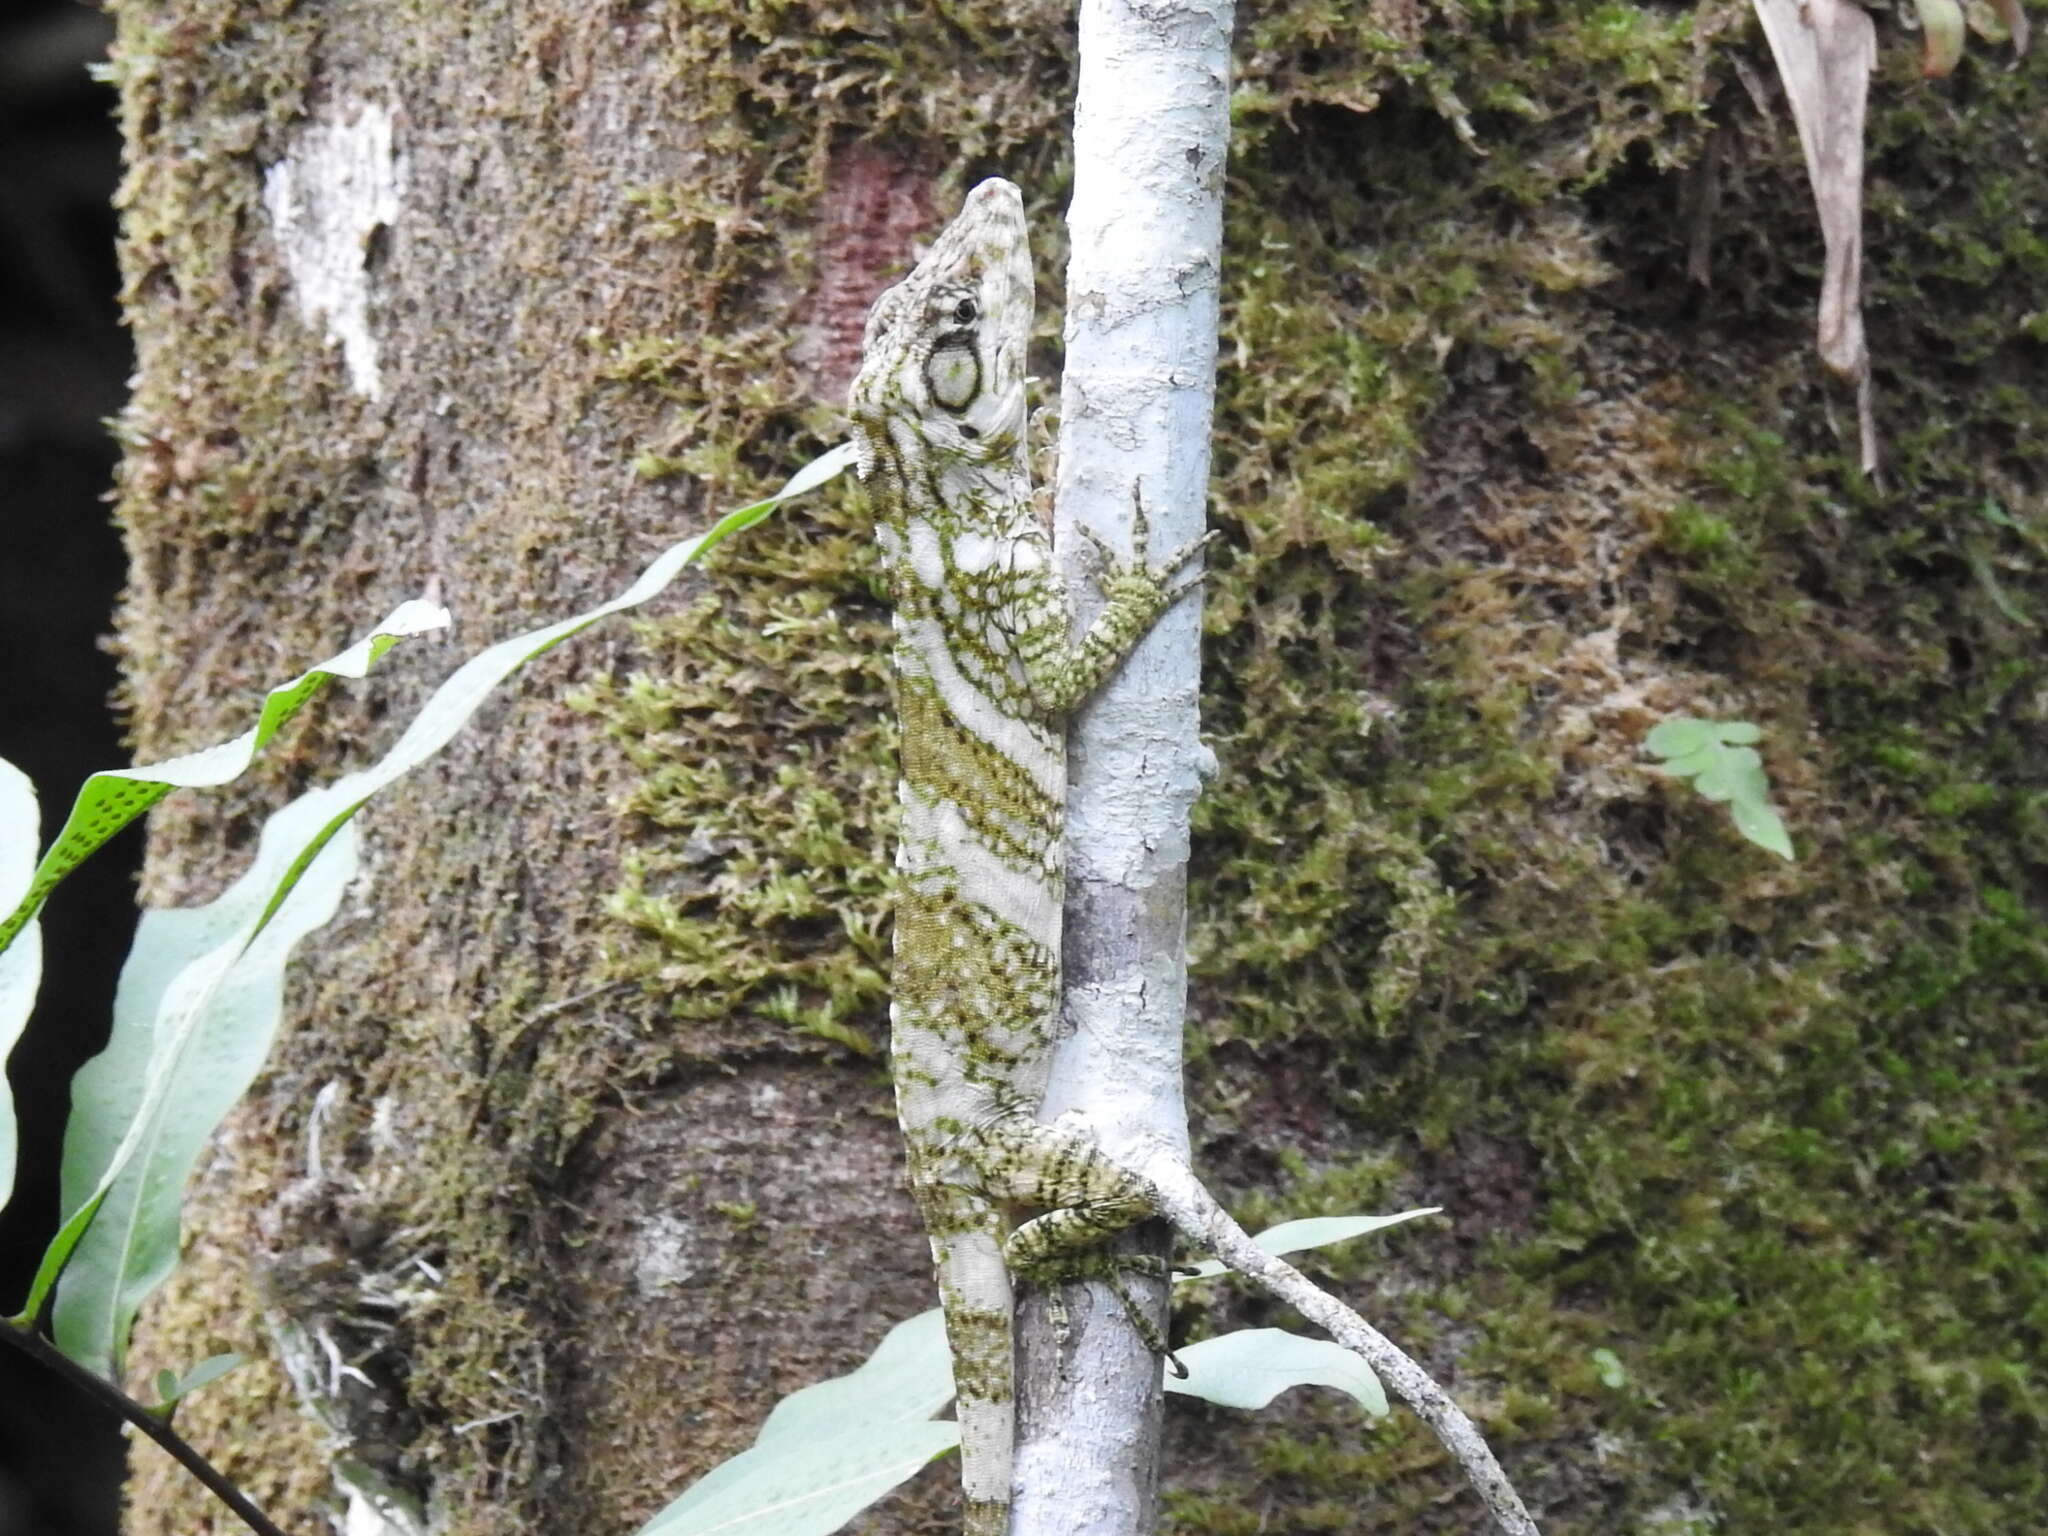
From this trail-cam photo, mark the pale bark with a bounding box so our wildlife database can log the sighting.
[1014,4,1233,1534]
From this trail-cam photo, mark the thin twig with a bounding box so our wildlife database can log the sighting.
[0,1319,297,1536]
[1140,1155,1541,1536]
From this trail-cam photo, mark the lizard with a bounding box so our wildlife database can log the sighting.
[846,176,1538,1536]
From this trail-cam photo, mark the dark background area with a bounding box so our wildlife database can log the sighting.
[2,4,135,1532]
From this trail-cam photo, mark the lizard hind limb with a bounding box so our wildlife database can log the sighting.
[987,1119,1541,1535]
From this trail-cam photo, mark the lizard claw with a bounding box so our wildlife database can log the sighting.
[1160,534,1222,605]
[1077,520,1118,571]
[1077,485,1220,587]
[1159,527,1223,573]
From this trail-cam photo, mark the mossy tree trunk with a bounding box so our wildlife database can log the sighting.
[109,1,2044,1535]
[106,3,939,1532]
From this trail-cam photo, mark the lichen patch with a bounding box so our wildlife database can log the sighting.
[262,97,404,400]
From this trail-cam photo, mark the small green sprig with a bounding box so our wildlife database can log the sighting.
[1645,718,1794,861]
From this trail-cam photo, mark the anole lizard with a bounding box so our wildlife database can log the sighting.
[847,178,1537,1536]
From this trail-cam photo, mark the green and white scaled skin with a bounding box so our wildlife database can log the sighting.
[848,178,1206,1536]
[848,180,1541,1536]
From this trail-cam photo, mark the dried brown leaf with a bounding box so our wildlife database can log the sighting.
[1989,0,2033,57]
[1750,0,1879,470]
[1915,0,1969,76]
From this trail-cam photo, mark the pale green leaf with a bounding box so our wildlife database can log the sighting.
[635,1423,959,1536]
[25,445,852,1365]
[1165,1327,1388,1416]
[0,759,43,1217]
[631,1199,1427,1536]
[0,601,449,959]
[1590,1347,1628,1389]
[755,1307,955,1444]
[152,1351,246,1408]
[1645,717,1795,861]
[1685,744,1767,806]
[45,824,358,1370]
[1179,1208,1439,1281]
[1643,717,1758,757]
[636,1310,958,1536]
[1728,795,1795,862]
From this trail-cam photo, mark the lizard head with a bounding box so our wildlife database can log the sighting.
[848,178,1033,480]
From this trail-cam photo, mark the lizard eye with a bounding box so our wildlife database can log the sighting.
[952,297,978,324]
[925,341,980,410]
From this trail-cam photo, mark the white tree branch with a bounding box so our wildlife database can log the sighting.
[1017,6,1542,1536]
[1013,3,1233,1534]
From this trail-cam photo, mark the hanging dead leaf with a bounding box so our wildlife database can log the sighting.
[1742,0,2033,474]
[1983,0,2033,56]
[1915,0,1970,75]
[1750,0,1878,470]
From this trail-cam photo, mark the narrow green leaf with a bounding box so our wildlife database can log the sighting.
[12,1192,103,1330]
[30,445,853,1369]
[1166,1327,1388,1416]
[1179,1208,1440,1281]
[1965,544,2034,627]
[152,1351,246,1408]
[0,759,43,1217]
[1976,498,2026,536]
[636,1310,958,1536]
[0,599,449,958]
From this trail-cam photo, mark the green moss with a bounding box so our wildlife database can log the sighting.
[551,2,2048,1533]
[1182,4,2045,1533]
[566,2,1096,1079]
[106,2,358,567]
[568,500,897,1057]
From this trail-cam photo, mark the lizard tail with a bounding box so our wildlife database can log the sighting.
[1139,1157,1542,1536]
[926,1201,1018,1536]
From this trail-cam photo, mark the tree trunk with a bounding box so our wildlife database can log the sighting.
[105,4,948,1533]
[105,3,2047,1536]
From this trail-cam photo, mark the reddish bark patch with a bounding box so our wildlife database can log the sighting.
[797,147,937,399]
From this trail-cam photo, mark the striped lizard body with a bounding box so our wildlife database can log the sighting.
[847,178,1205,1536]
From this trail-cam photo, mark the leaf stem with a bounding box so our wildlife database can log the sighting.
[0,1318,296,1536]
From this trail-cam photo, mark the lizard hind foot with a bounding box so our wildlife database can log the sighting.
[1012,1246,1183,1370]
